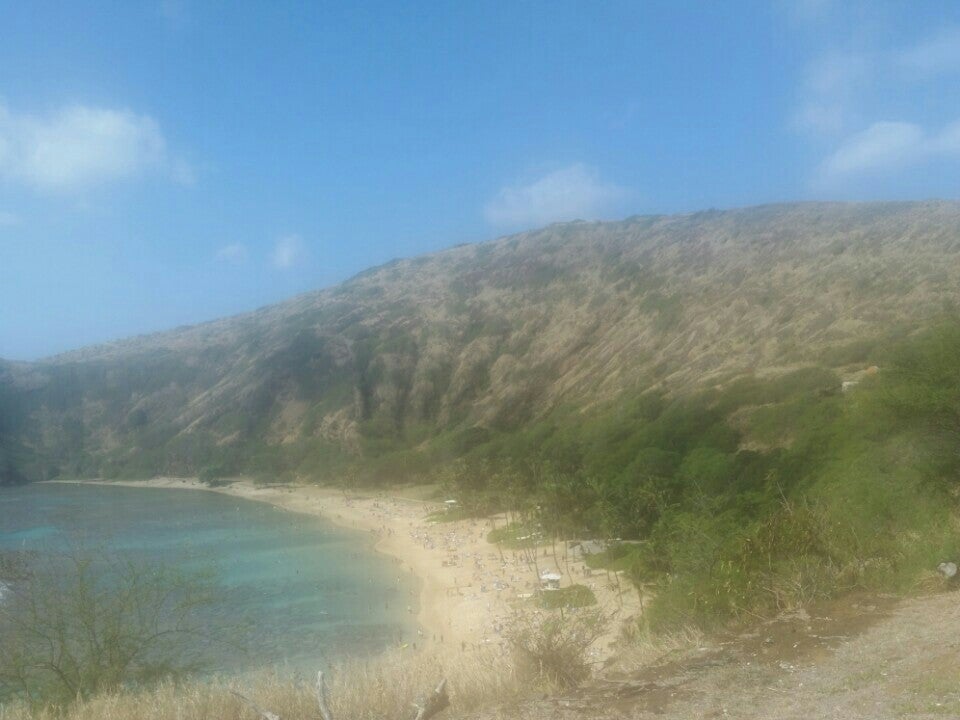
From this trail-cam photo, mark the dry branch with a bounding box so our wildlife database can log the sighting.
[232,674,449,720]
[316,671,335,720]
[229,689,280,720]
[411,677,450,720]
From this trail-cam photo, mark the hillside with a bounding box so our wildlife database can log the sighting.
[3,201,960,485]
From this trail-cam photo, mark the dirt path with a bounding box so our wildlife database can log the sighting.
[472,590,960,719]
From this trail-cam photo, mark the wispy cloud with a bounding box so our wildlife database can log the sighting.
[821,121,924,176]
[0,102,190,191]
[807,51,871,96]
[0,210,19,227]
[271,235,305,269]
[794,104,847,137]
[215,243,248,264]
[897,27,960,77]
[794,22,960,186]
[484,164,627,230]
[821,119,960,179]
[792,51,871,137]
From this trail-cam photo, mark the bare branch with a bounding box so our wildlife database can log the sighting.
[229,689,281,720]
[410,677,449,720]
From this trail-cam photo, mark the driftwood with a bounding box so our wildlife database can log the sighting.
[235,673,449,720]
[316,671,335,720]
[411,677,450,720]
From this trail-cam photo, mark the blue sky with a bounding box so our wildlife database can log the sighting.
[2,1,959,360]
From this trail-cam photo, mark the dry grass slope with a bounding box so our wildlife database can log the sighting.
[5,201,960,483]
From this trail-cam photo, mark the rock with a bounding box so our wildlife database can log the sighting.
[937,561,957,579]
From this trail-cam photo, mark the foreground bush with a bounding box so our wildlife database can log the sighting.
[507,610,607,690]
[0,549,220,705]
[0,649,522,720]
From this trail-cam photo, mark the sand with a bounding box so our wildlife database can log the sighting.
[49,477,640,659]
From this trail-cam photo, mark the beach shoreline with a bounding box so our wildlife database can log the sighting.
[48,477,639,660]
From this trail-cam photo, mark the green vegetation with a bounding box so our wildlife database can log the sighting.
[425,508,467,523]
[0,440,30,486]
[197,464,233,486]
[4,203,960,645]
[440,324,960,631]
[7,202,960,491]
[0,550,222,705]
[538,584,597,609]
[487,521,544,549]
[9,321,960,642]
[583,543,646,572]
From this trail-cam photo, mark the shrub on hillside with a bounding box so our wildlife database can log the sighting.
[507,610,607,690]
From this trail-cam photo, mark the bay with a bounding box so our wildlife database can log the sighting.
[0,482,419,677]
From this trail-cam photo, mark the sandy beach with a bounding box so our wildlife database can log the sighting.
[51,478,641,660]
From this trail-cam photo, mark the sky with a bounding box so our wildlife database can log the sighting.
[2,1,960,360]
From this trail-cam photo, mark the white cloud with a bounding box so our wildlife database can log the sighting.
[898,27,960,77]
[484,164,626,229]
[794,22,960,184]
[0,102,188,191]
[822,121,923,176]
[806,51,870,95]
[933,121,960,154]
[793,103,847,136]
[793,52,870,137]
[271,235,305,269]
[0,210,19,227]
[821,119,960,178]
[216,243,248,264]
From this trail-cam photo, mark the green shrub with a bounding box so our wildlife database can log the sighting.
[198,463,232,486]
[538,584,597,609]
[488,521,543,549]
[0,550,220,705]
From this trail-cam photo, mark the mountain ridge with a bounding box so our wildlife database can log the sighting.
[22,199,937,365]
[3,200,960,484]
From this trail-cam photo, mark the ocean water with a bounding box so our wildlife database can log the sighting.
[0,482,419,676]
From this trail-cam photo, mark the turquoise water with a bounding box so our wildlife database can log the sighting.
[0,483,418,676]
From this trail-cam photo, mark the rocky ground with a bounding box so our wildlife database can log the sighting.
[471,589,960,719]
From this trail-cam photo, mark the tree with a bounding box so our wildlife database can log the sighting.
[0,549,221,705]
[0,442,28,486]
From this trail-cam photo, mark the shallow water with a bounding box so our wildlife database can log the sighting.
[0,482,419,676]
